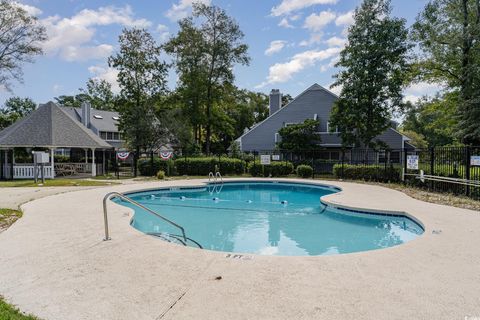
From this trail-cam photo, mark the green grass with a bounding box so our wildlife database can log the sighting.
[0,297,40,320]
[0,209,22,231]
[0,179,118,187]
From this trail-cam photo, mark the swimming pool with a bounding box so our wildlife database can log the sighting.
[115,181,423,256]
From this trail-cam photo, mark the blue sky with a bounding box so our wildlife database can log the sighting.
[2,0,438,106]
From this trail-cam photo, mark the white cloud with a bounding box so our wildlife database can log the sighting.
[61,44,114,62]
[299,33,323,46]
[156,24,170,42]
[404,82,443,103]
[256,47,342,88]
[335,11,354,26]
[303,10,336,31]
[278,17,294,28]
[166,0,211,21]
[325,36,346,47]
[265,40,287,56]
[271,0,338,17]
[13,2,42,16]
[52,84,62,94]
[41,5,151,62]
[88,65,120,93]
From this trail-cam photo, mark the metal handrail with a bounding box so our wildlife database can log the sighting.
[102,192,187,243]
[215,172,223,184]
[208,172,215,182]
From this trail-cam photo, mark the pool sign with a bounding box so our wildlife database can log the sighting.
[407,155,419,170]
[272,154,280,161]
[260,155,271,165]
[471,156,480,166]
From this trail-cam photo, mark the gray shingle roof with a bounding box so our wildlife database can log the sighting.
[62,107,120,132]
[0,102,113,149]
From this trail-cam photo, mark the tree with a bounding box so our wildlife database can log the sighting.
[54,94,90,108]
[330,0,411,151]
[412,0,480,145]
[80,78,116,111]
[0,96,36,129]
[190,3,249,154]
[164,18,208,147]
[282,94,293,107]
[278,119,321,152]
[401,93,460,147]
[108,28,169,176]
[0,1,46,91]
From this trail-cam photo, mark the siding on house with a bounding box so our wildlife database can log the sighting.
[238,83,411,151]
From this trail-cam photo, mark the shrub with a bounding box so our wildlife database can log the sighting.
[156,170,165,180]
[296,165,313,178]
[248,161,294,177]
[174,157,245,176]
[333,164,401,182]
[138,158,174,176]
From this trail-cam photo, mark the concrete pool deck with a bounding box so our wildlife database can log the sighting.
[0,178,479,319]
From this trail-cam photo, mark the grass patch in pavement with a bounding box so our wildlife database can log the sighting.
[0,296,40,320]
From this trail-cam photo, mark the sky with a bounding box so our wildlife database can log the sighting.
[1,0,441,106]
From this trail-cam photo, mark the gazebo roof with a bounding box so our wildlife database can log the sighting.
[0,102,112,149]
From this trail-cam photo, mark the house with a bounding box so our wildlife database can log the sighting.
[236,83,414,160]
[0,101,122,179]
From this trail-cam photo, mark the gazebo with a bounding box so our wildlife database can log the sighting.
[0,102,113,179]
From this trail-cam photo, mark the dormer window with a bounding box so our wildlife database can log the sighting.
[313,114,318,120]
[93,115,103,119]
[112,116,120,121]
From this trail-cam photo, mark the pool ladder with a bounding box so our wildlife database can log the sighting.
[102,192,202,248]
[208,171,223,184]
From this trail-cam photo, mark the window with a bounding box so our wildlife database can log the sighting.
[100,131,107,140]
[274,132,280,143]
[313,114,318,120]
[112,116,120,121]
[93,114,103,119]
[326,121,339,133]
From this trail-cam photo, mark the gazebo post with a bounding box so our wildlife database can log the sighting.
[91,148,96,177]
[50,148,55,178]
[10,149,14,180]
[102,149,106,176]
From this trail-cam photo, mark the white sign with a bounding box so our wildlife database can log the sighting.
[471,156,480,166]
[272,154,280,161]
[407,155,419,170]
[33,152,49,164]
[260,155,271,165]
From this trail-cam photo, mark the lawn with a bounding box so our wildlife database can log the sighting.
[0,208,22,231]
[0,297,39,320]
[0,179,118,187]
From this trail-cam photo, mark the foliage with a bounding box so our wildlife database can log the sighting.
[278,119,321,152]
[400,130,428,149]
[193,3,250,154]
[54,94,89,108]
[412,0,480,144]
[0,296,39,320]
[175,157,245,175]
[156,170,165,180]
[401,92,460,147]
[333,164,402,182]
[0,97,36,130]
[330,0,411,149]
[296,165,313,178]
[109,28,169,175]
[248,161,294,177]
[0,1,46,91]
[282,94,293,107]
[137,158,174,176]
[80,78,117,111]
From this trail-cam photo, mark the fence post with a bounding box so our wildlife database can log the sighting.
[311,150,315,179]
[403,149,407,183]
[466,146,471,197]
[430,148,435,176]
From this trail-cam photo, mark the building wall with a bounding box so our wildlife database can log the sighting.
[239,85,407,151]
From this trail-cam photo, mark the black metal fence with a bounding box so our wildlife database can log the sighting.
[240,147,480,200]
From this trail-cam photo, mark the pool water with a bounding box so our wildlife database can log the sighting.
[116,182,423,256]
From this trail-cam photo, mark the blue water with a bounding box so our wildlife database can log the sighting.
[115,182,423,256]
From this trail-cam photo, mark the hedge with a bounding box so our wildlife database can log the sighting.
[333,164,401,182]
[248,161,294,177]
[296,165,313,178]
[175,157,245,176]
[138,158,175,176]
